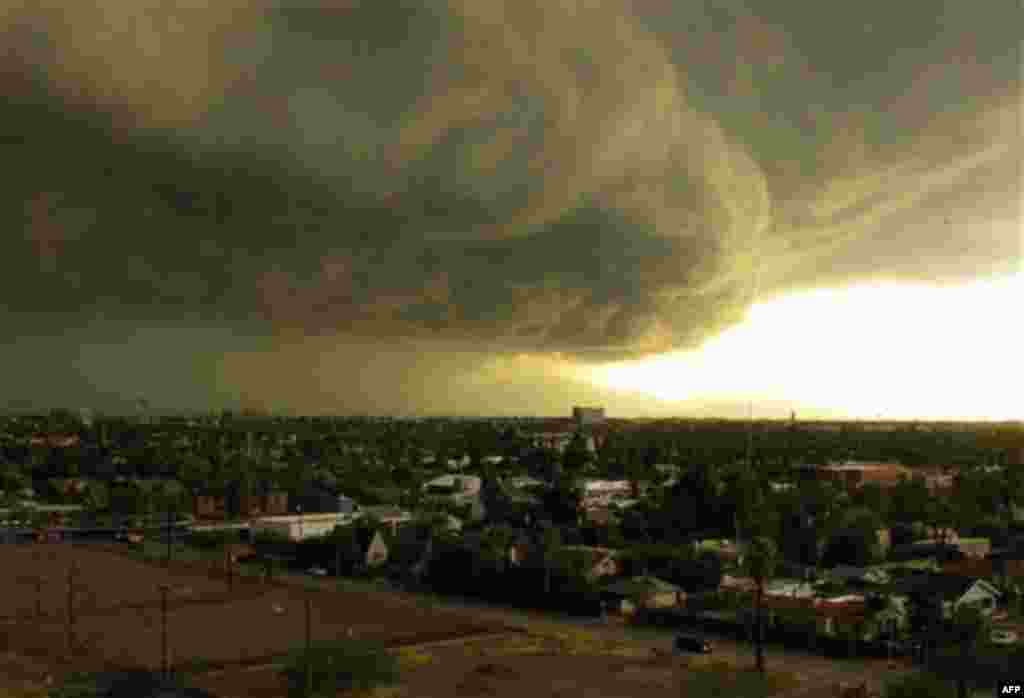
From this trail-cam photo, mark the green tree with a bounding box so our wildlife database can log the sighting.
[541,525,563,595]
[883,672,956,698]
[479,525,516,576]
[887,476,931,527]
[741,536,778,675]
[821,507,884,567]
[952,467,1006,534]
[561,433,591,475]
[948,604,989,698]
[82,480,110,513]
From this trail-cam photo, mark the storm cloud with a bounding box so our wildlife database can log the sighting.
[1,0,1020,413]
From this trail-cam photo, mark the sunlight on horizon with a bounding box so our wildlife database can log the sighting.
[585,273,1024,421]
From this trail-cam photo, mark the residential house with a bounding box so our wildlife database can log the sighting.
[560,545,622,581]
[603,575,685,613]
[813,595,870,638]
[720,574,758,593]
[892,573,1003,619]
[816,462,912,492]
[697,539,742,565]
[193,493,224,519]
[827,566,891,587]
[889,542,965,563]
[251,512,348,542]
[359,506,414,535]
[354,528,389,569]
[421,475,482,505]
[330,527,391,574]
[955,538,992,559]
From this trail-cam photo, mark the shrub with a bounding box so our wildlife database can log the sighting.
[883,671,956,698]
[50,670,215,697]
[279,638,401,698]
[188,529,236,550]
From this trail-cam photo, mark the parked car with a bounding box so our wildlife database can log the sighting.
[307,567,328,577]
[674,634,712,654]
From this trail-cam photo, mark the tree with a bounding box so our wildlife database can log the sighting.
[952,467,1006,534]
[926,497,957,545]
[740,536,778,674]
[561,433,590,476]
[887,476,931,527]
[883,672,956,698]
[948,604,989,698]
[821,507,885,568]
[541,526,562,595]
[542,479,581,527]
[82,481,110,514]
[479,525,516,576]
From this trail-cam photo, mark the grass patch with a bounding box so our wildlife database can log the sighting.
[393,648,435,670]
[680,662,802,697]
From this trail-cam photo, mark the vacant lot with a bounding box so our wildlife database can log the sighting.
[0,544,255,621]
[192,633,802,698]
[0,544,508,676]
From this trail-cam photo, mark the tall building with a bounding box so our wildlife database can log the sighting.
[573,407,606,429]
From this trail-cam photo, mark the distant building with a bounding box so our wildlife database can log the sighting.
[573,407,606,429]
[421,475,482,504]
[251,512,352,542]
[816,462,912,491]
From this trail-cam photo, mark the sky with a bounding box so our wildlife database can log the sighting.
[1,0,1021,419]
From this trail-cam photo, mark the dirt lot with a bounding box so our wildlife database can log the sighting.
[191,632,799,698]
[0,544,252,621]
[0,544,509,680]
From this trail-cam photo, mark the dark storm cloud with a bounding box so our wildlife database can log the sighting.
[1,0,1020,412]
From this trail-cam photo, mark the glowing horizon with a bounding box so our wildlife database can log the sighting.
[585,272,1024,422]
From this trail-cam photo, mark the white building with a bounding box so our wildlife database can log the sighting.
[251,512,359,542]
[421,474,482,505]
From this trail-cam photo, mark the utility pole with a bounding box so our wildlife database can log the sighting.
[158,584,171,679]
[165,503,173,567]
[304,594,313,696]
[66,562,77,654]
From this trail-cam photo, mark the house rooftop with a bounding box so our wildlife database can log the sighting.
[890,573,998,599]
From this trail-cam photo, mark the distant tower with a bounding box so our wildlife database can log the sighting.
[572,407,606,430]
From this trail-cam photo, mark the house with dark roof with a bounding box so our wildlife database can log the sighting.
[827,566,890,587]
[891,573,1002,619]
